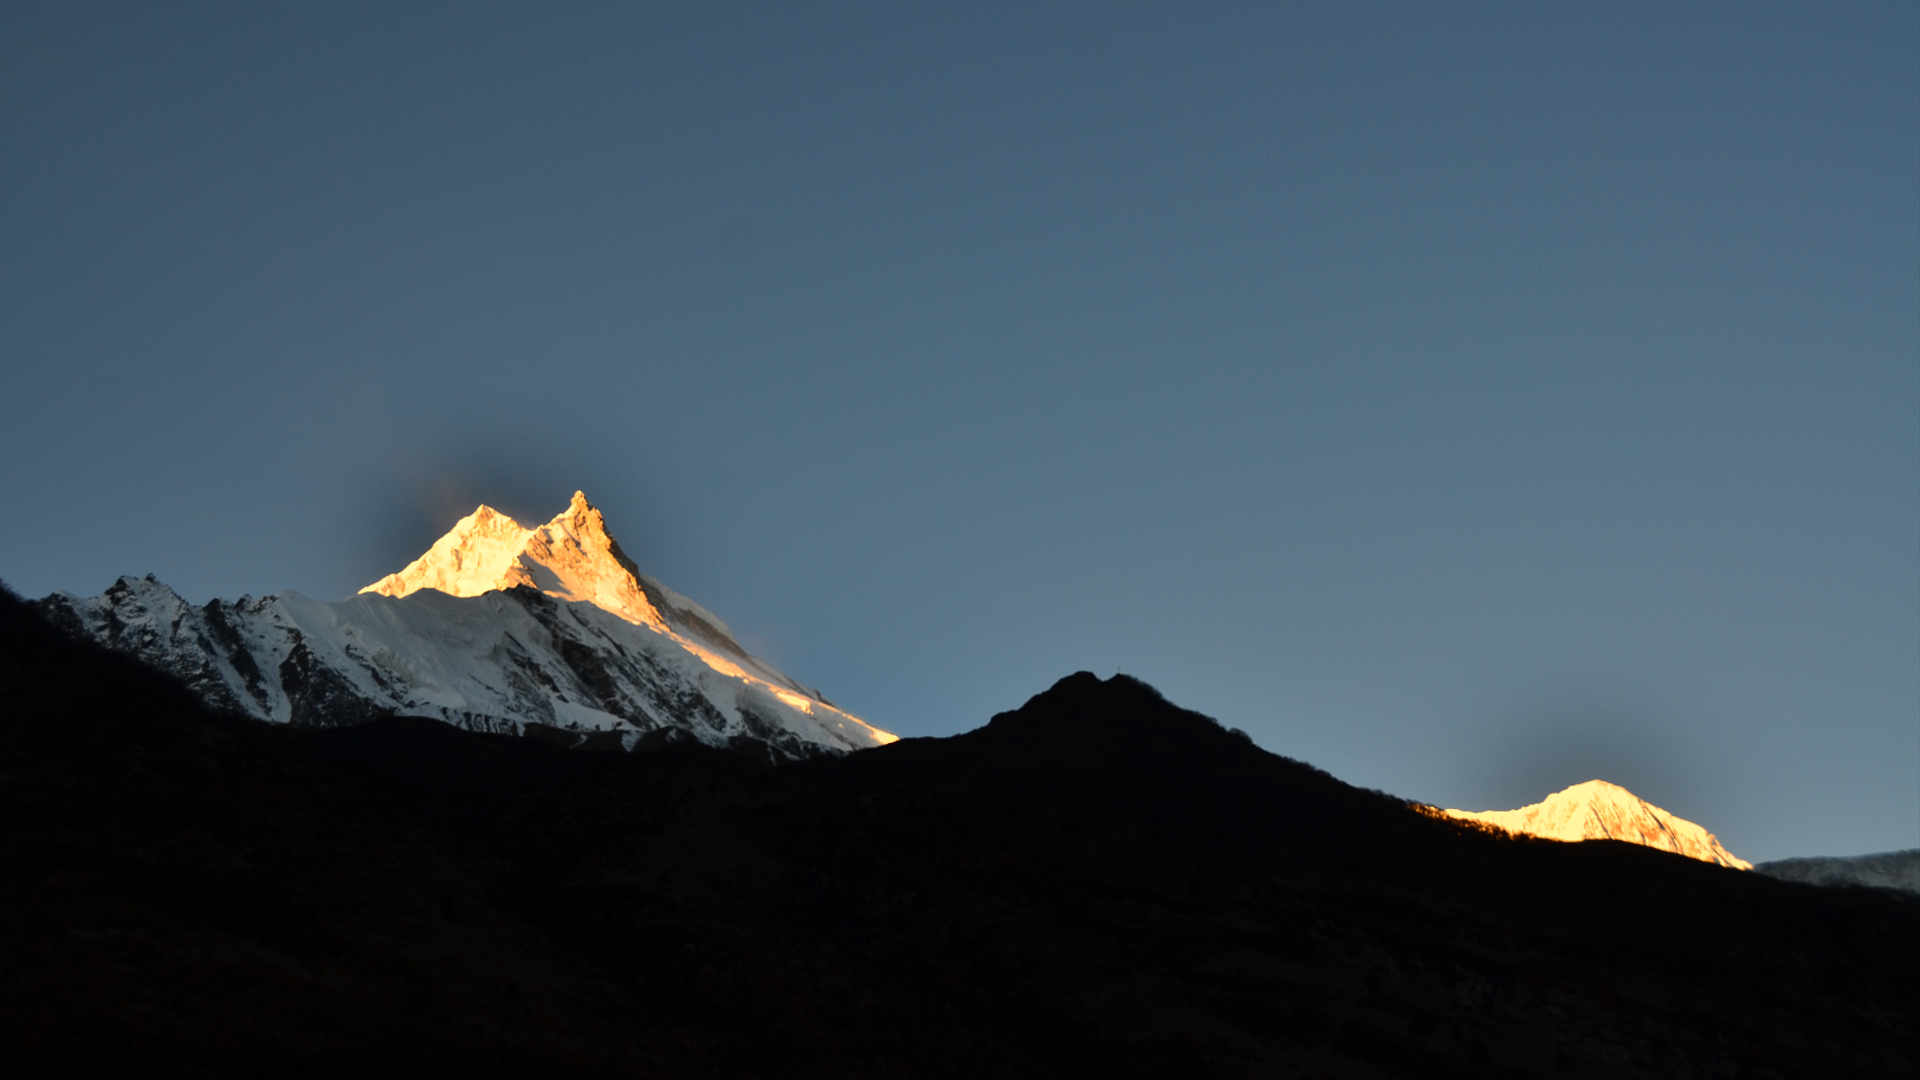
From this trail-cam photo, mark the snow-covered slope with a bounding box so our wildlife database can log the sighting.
[1442,780,1751,869]
[1755,850,1920,894]
[35,493,894,761]
[361,491,808,696]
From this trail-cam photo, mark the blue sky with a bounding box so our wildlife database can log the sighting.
[3,3,1914,861]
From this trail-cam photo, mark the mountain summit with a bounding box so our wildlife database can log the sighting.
[36,493,892,760]
[362,491,820,699]
[1443,780,1751,869]
[365,492,665,630]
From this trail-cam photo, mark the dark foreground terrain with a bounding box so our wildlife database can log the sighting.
[1,588,1913,1078]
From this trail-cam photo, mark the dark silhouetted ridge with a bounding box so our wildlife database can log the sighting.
[0,592,1913,1078]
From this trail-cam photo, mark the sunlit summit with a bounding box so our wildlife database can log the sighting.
[39,492,892,759]
[362,491,853,716]
[1444,780,1751,869]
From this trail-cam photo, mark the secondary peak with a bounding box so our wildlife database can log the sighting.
[1443,780,1750,869]
[554,491,609,536]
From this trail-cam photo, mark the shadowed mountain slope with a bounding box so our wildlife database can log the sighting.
[1757,850,1920,894]
[1,587,1913,1078]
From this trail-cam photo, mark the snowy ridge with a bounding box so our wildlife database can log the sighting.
[36,493,893,760]
[1754,850,1920,895]
[360,491,843,713]
[1442,780,1751,869]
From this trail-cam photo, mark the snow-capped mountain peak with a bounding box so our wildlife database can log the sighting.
[362,491,667,632]
[38,492,894,760]
[359,492,851,717]
[1443,780,1751,869]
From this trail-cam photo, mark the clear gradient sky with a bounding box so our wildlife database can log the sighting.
[3,3,1914,862]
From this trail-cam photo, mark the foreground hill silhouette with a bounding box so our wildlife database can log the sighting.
[1,587,1913,1078]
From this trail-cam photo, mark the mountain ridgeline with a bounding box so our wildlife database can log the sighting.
[0,586,1913,1078]
[1755,849,1920,893]
[32,493,892,763]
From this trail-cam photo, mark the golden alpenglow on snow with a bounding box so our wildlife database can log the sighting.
[39,491,892,761]
[362,491,674,633]
[363,491,895,748]
[1443,780,1751,869]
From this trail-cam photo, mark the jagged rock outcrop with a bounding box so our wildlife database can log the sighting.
[35,493,893,760]
[1443,779,1751,869]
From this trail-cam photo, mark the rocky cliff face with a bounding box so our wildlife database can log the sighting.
[35,493,892,761]
[1443,779,1751,869]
